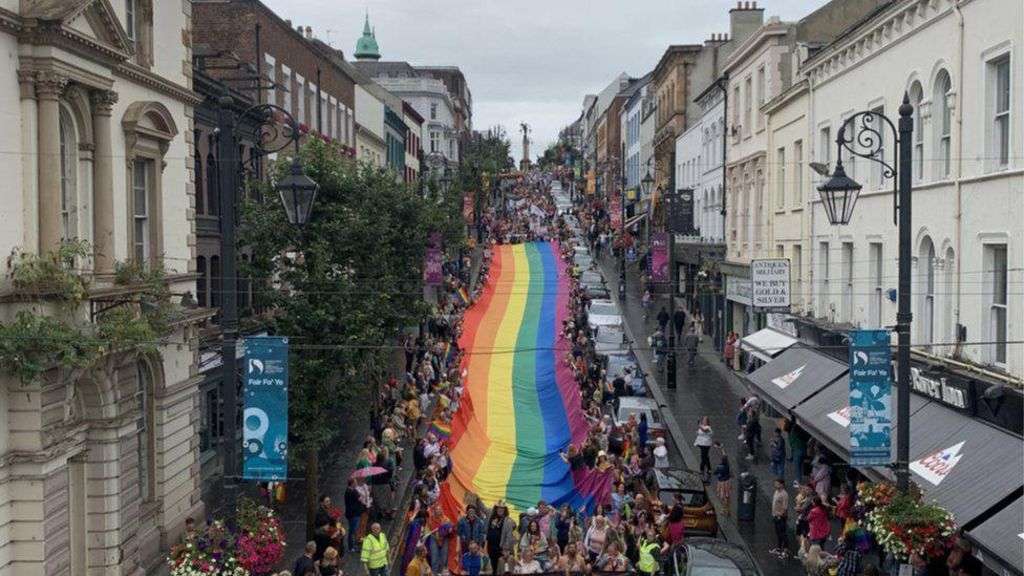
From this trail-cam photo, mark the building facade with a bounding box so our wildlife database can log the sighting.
[0,0,210,573]
[403,101,424,184]
[651,45,702,197]
[355,83,386,167]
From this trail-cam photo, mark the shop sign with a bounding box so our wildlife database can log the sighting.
[828,405,851,428]
[909,441,965,486]
[726,276,752,305]
[772,364,806,389]
[910,367,969,411]
[751,258,791,312]
[849,329,893,467]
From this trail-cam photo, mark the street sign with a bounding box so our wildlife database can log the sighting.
[243,336,289,481]
[849,329,893,467]
[751,258,791,312]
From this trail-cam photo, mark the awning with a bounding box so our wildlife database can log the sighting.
[740,328,797,363]
[745,346,848,413]
[965,496,1023,576]
[793,375,930,478]
[896,401,1024,528]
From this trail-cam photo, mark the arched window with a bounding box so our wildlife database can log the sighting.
[934,71,952,177]
[918,237,936,349]
[194,135,205,215]
[59,106,79,241]
[136,361,155,502]
[206,151,219,216]
[196,255,207,307]
[909,81,924,180]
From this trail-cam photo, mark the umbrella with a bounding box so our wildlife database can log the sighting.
[350,466,387,480]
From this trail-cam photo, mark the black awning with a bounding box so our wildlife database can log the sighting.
[966,496,1023,576]
[793,375,929,477]
[903,401,1024,527]
[745,346,848,413]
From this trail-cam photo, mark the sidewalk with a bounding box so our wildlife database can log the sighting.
[596,254,797,576]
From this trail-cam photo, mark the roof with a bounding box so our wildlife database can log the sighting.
[617,396,659,410]
[965,496,1023,576]
[352,60,421,79]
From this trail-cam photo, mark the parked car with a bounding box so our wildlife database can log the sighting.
[587,300,622,332]
[654,469,719,537]
[668,538,761,576]
[593,326,628,357]
[580,270,604,286]
[583,283,610,300]
[607,396,666,441]
[605,352,645,395]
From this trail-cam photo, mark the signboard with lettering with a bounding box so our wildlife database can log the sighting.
[243,336,289,481]
[909,441,965,486]
[910,367,970,411]
[725,276,752,305]
[651,232,669,283]
[848,329,892,467]
[751,258,791,312]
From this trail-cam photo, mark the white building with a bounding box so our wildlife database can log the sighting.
[355,83,386,167]
[800,0,1023,378]
[0,0,208,573]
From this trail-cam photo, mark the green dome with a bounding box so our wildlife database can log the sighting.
[354,14,380,61]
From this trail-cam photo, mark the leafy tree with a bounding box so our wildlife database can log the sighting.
[456,127,513,234]
[240,139,445,533]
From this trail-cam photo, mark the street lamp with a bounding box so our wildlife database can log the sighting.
[276,157,319,226]
[817,94,914,493]
[641,170,654,198]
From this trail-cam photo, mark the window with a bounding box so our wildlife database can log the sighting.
[59,107,78,241]
[935,71,952,177]
[136,362,154,503]
[264,54,276,106]
[756,66,765,129]
[430,102,438,120]
[869,243,883,328]
[818,242,830,317]
[296,75,305,125]
[732,85,741,131]
[206,150,218,215]
[992,56,1011,168]
[430,130,440,153]
[819,126,831,166]
[919,237,935,349]
[986,245,1008,365]
[210,255,221,309]
[196,255,207,307]
[868,105,885,188]
[743,77,752,136]
[125,0,136,40]
[200,386,223,453]
[775,147,786,209]
[794,140,803,205]
[132,160,150,263]
[281,66,292,114]
[308,82,317,127]
[910,82,924,179]
[842,242,854,322]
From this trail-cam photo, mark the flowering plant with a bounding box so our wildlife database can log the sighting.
[167,520,250,576]
[235,498,286,576]
[865,493,957,561]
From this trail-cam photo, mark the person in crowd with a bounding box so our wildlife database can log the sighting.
[292,541,317,576]
[514,548,543,575]
[802,544,835,576]
[673,309,686,340]
[788,421,807,485]
[486,502,517,575]
[406,544,432,576]
[461,540,491,576]
[636,525,665,576]
[771,478,790,560]
[811,456,832,502]
[714,452,732,512]
[694,416,714,482]
[319,546,341,576]
[835,531,864,576]
[361,522,390,576]
[652,437,670,469]
[807,496,832,548]
[595,541,631,572]
[723,332,737,368]
[770,427,787,480]
[583,514,610,563]
[744,408,762,462]
[458,505,487,552]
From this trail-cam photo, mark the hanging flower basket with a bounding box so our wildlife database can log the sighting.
[167,520,251,576]
[865,493,957,561]
[235,498,287,576]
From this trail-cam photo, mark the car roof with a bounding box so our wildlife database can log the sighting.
[655,468,705,492]
[685,538,760,576]
[617,396,659,409]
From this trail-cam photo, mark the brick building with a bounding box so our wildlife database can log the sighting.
[193,0,358,153]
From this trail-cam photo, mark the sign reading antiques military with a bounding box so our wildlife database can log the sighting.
[243,336,290,481]
[848,329,892,467]
[751,258,791,312]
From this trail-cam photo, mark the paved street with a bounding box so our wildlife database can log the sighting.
[596,255,797,576]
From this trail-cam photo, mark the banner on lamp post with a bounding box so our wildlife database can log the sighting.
[610,192,622,232]
[848,329,893,467]
[651,232,669,283]
[424,232,443,286]
[243,336,289,481]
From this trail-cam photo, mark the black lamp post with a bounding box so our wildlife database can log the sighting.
[664,186,679,389]
[817,94,914,493]
[218,98,317,495]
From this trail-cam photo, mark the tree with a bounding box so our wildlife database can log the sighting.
[240,139,443,534]
[457,127,512,235]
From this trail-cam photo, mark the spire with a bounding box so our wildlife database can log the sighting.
[354,10,381,61]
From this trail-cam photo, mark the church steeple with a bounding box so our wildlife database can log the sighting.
[354,12,381,61]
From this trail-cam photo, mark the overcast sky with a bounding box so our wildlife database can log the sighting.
[263,0,830,163]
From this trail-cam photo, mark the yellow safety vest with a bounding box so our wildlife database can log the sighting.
[637,538,660,573]
[361,532,390,569]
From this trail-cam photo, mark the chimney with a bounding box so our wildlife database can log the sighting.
[305,26,312,39]
[730,0,765,44]
[285,19,292,27]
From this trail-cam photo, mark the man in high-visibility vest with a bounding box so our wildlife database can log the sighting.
[637,526,665,576]
[361,522,390,576]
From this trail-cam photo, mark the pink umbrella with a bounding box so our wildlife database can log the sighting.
[350,466,387,480]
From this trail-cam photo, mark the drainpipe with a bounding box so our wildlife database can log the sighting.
[716,72,729,352]
[952,1,965,358]
[807,72,816,320]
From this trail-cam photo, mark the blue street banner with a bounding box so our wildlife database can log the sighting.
[849,329,892,466]
[243,336,289,480]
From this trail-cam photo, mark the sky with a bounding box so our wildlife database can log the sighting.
[262,0,830,163]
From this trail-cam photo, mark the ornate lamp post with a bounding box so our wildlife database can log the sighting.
[218,98,317,492]
[817,95,914,492]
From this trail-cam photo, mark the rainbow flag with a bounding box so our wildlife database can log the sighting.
[429,419,452,441]
[440,241,610,519]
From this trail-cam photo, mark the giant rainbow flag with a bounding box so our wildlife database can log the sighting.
[440,241,612,519]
